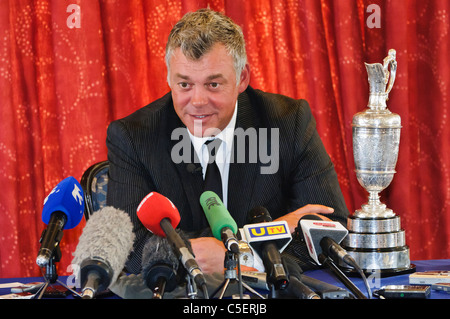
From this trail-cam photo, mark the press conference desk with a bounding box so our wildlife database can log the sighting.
[1,259,449,300]
[305,259,450,300]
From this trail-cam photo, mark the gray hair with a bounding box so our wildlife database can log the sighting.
[165,8,247,85]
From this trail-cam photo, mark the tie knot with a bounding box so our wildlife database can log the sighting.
[205,138,221,159]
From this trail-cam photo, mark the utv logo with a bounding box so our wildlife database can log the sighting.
[247,223,288,238]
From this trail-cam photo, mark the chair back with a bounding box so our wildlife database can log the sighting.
[80,161,109,220]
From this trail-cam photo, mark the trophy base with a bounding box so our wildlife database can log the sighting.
[338,246,416,277]
[340,215,415,277]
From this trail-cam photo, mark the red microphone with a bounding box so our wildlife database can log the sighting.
[136,192,207,297]
[137,192,180,237]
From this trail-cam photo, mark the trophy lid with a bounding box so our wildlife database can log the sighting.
[353,49,401,129]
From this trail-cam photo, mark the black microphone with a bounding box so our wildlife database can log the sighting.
[285,276,321,299]
[186,163,202,174]
[297,214,371,298]
[36,177,85,267]
[71,206,135,299]
[282,254,349,299]
[275,250,319,299]
[141,235,181,299]
[321,236,360,269]
[297,274,350,299]
[244,206,291,290]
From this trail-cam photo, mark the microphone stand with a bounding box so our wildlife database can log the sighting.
[151,277,166,299]
[34,245,81,299]
[211,251,265,299]
[185,274,199,299]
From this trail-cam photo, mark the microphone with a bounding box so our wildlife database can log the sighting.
[186,163,202,174]
[137,192,207,297]
[297,215,371,298]
[199,191,239,254]
[282,254,350,299]
[243,206,291,290]
[141,235,180,299]
[285,276,321,299]
[297,215,361,269]
[71,206,135,299]
[296,274,350,299]
[36,176,85,268]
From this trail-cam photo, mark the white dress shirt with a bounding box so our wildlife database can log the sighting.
[187,102,237,208]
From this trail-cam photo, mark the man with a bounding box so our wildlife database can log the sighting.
[106,9,349,274]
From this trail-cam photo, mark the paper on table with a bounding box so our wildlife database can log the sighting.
[0,282,23,289]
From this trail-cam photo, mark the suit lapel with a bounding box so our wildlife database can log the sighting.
[166,101,209,230]
[227,91,261,226]
[173,142,207,229]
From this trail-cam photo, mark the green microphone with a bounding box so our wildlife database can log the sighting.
[200,191,239,254]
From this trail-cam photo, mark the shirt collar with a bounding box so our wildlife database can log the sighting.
[188,101,237,161]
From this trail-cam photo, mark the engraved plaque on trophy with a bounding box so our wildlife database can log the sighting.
[340,49,415,276]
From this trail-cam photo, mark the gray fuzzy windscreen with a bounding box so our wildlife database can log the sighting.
[72,206,135,284]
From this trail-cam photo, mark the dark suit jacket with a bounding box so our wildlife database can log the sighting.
[106,86,349,274]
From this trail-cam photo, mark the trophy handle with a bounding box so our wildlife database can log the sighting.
[383,49,397,98]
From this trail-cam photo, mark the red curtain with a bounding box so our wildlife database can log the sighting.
[1,0,449,278]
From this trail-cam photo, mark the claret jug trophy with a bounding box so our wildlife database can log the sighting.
[340,49,415,276]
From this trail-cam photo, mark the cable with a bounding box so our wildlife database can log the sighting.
[319,254,367,299]
[355,264,372,299]
[343,256,372,299]
[201,283,209,299]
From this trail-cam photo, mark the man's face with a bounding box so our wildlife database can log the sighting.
[168,43,249,137]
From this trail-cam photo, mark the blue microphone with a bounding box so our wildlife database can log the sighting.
[36,176,85,267]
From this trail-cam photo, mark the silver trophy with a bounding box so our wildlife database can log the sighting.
[340,49,415,276]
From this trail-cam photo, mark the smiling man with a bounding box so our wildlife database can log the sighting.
[169,42,248,138]
[106,9,349,275]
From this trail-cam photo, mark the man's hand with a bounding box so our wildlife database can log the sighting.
[190,236,258,274]
[274,204,335,233]
[189,205,334,273]
[190,236,227,274]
